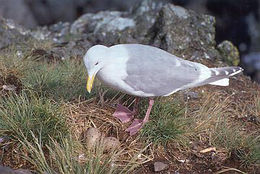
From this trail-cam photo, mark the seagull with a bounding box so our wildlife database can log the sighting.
[83,44,243,135]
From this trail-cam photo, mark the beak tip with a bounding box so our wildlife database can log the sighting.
[86,75,95,93]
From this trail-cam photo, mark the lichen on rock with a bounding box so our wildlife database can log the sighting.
[217,40,240,66]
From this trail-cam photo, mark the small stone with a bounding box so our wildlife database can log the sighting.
[15,169,32,174]
[78,153,85,161]
[103,137,120,152]
[0,137,5,143]
[2,85,16,91]
[0,165,16,174]
[247,115,260,124]
[83,127,102,150]
[154,161,169,172]
[184,91,199,100]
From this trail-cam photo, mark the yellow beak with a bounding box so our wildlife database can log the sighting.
[86,75,95,93]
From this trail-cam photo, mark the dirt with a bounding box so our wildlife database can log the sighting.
[0,144,32,170]
[64,74,260,174]
[0,74,23,95]
[0,73,259,173]
[27,48,62,63]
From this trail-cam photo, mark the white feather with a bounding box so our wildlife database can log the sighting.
[209,78,229,86]
[230,69,243,76]
[97,46,154,96]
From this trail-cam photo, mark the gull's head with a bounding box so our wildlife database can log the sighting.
[83,45,108,93]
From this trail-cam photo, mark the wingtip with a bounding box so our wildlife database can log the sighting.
[229,67,244,76]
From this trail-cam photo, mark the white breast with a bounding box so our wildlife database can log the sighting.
[95,47,134,94]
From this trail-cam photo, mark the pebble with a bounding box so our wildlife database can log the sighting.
[154,161,169,172]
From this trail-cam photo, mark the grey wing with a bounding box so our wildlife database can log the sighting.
[122,44,202,96]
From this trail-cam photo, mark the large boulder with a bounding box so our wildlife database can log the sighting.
[0,0,240,65]
[27,0,77,25]
[69,0,232,63]
[0,166,32,174]
[70,11,136,45]
[0,0,37,28]
[146,3,219,60]
[0,18,30,49]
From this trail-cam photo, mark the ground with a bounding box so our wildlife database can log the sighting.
[0,41,259,174]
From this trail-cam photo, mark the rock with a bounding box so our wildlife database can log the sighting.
[2,85,17,91]
[83,0,143,13]
[0,166,15,174]
[69,0,222,62]
[0,137,4,143]
[247,115,260,125]
[255,71,260,83]
[49,22,71,44]
[103,137,120,152]
[70,11,136,45]
[15,169,32,174]
[0,166,30,174]
[0,0,37,28]
[131,0,168,40]
[1,0,255,80]
[0,18,29,49]
[241,52,260,83]
[0,0,143,28]
[217,40,240,66]
[147,3,219,61]
[26,0,79,26]
[154,161,169,172]
[83,127,102,150]
[184,91,199,100]
[70,11,135,34]
[0,0,230,64]
[70,0,168,46]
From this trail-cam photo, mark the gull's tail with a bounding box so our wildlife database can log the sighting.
[206,66,244,86]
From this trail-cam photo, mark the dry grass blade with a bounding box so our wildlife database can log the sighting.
[191,92,231,133]
[216,167,247,174]
[1,39,259,173]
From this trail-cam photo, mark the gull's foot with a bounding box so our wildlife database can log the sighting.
[126,119,144,136]
[113,104,134,123]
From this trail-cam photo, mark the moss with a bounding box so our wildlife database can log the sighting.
[217,40,240,66]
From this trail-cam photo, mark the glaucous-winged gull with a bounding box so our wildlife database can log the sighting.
[83,44,243,135]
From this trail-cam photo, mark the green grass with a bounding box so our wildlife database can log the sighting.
[140,99,186,145]
[1,39,259,173]
[21,132,141,174]
[21,59,94,102]
[0,43,144,173]
[212,119,260,167]
[0,91,68,145]
[1,41,93,102]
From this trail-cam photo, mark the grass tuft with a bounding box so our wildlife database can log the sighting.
[212,119,260,167]
[0,91,68,145]
[21,132,142,174]
[21,59,94,101]
[141,99,186,145]
[1,39,259,173]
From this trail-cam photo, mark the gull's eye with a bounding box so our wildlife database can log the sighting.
[95,62,99,65]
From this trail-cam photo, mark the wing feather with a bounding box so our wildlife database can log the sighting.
[116,44,203,96]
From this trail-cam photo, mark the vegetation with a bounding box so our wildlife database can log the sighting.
[0,40,259,173]
[141,99,186,144]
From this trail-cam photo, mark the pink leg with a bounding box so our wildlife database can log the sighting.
[113,97,140,123]
[133,97,140,115]
[126,98,154,136]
